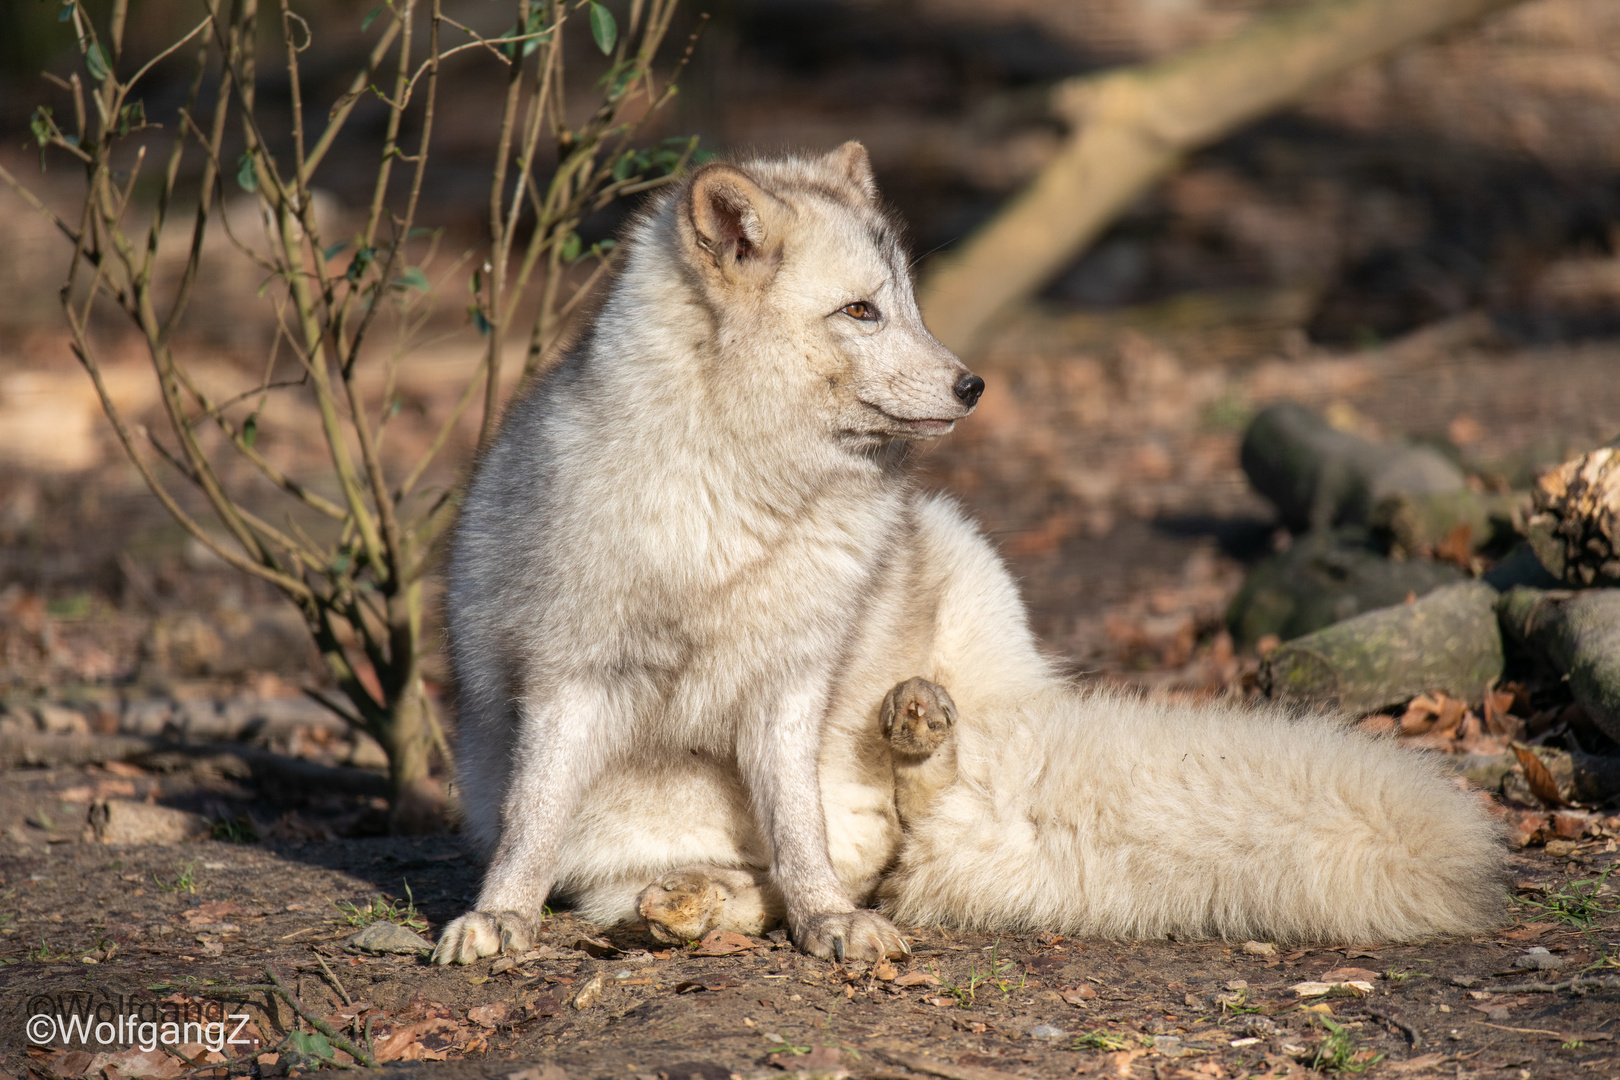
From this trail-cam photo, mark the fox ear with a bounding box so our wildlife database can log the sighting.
[685,164,789,284]
[827,141,877,201]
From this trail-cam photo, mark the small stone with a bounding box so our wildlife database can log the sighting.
[1028,1024,1066,1040]
[347,922,433,955]
[1510,947,1565,971]
[1224,979,1248,991]
[1152,1035,1187,1057]
[571,971,606,1009]
[1241,940,1277,957]
[1450,975,1481,988]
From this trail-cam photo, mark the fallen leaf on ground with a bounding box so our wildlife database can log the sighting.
[1320,967,1380,982]
[1512,744,1566,807]
[691,930,761,956]
[1290,980,1373,998]
[1382,1053,1447,1074]
[1061,986,1098,1004]
[894,970,940,987]
[466,1002,509,1028]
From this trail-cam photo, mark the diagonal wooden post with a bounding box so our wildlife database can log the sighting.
[919,0,1526,355]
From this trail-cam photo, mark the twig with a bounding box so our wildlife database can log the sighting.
[312,949,354,1007]
[206,964,379,1068]
[1489,975,1620,994]
[1358,1006,1420,1048]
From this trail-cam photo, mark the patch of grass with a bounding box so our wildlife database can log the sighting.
[1517,867,1617,928]
[155,859,198,895]
[1072,1030,1149,1052]
[211,815,260,843]
[336,883,427,933]
[763,1035,812,1056]
[28,938,75,962]
[1311,1017,1384,1074]
[931,941,1023,1009]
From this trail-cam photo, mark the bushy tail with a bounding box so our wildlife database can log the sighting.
[878,688,1505,943]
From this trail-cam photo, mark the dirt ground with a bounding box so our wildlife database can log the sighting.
[1,823,1618,1080]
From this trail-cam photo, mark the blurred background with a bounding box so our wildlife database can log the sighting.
[2,1,1619,826]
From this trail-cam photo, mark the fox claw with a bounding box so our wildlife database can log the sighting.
[795,910,907,962]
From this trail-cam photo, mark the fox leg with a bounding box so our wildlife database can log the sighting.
[881,677,960,827]
[637,865,785,944]
[433,680,621,965]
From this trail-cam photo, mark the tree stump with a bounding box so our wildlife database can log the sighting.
[1524,446,1620,587]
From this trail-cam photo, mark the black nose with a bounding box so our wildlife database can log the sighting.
[953,373,985,407]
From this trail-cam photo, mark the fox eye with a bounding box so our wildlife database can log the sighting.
[839,301,879,321]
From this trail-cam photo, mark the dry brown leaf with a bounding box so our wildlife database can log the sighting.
[1382,1052,1447,1074]
[691,929,761,956]
[1399,693,1444,735]
[1433,694,1467,739]
[1511,744,1567,808]
[1321,967,1380,982]
[372,1018,461,1063]
[466,1002,509,1028]
[1060,986,1098,1005]
[894,970,941,987]
[1483,685,1522,739]
[871,960,899,981]
[1434,522,1474,567]
[1508,810,1551,848]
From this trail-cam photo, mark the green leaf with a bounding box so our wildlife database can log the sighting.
[360,5,383,32]
[392,266,429,292]
[469,267,483,295]
[469,306,492,336]
[611,152,635,183]
[58,2,75,24]
[84,42,109,82]
[322,241,351,261]
[285,1031,334,1061]
[560,233,581,262]
[345,246,375,284]
[406,226,435,240]
[588,2,616,55]
[241,413,259,449]
[29,106,54,148]
[330,551,352,576]
[235,152,257,192]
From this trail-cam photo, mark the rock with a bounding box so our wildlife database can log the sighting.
[1510,947,1565,971]
[1028,1024,1067,1040]
[1524,445,1620,587]
[347,922,433,955]
[85,800,211,844]
[1241,940,1277,957]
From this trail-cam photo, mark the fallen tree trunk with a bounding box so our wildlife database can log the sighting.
[1259,580,1503,715]
[1523,446,1620,587]
[1226,528,1465,650]
[1370,490,1530,559]
[1241,402,1466,532]
[918,0,1526,353]
[1497,587,1620,742]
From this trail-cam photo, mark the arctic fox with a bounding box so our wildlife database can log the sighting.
[433,143,1502,965]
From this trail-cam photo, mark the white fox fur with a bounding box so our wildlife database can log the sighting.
[434,143,1503,964]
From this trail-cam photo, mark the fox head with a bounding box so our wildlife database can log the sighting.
[668,143,982,450]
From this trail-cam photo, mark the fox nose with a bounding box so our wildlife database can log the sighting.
[953,373,985,408]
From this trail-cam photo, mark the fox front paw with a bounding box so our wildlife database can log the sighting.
[430,910,535,965]
[794,910,908,962]
[881,676,957,757]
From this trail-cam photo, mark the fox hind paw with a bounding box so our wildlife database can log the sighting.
[430,910,535,965]
[881,676,957,757]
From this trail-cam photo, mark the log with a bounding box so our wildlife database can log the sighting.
[1523,446,1620,587]
[1496,587,1620,742]
[1226,528,1465,650]
[1369,490,1530,559]
[917,0,1527,353]
[1241,403,1466,532]
[1259,580,1503,715]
